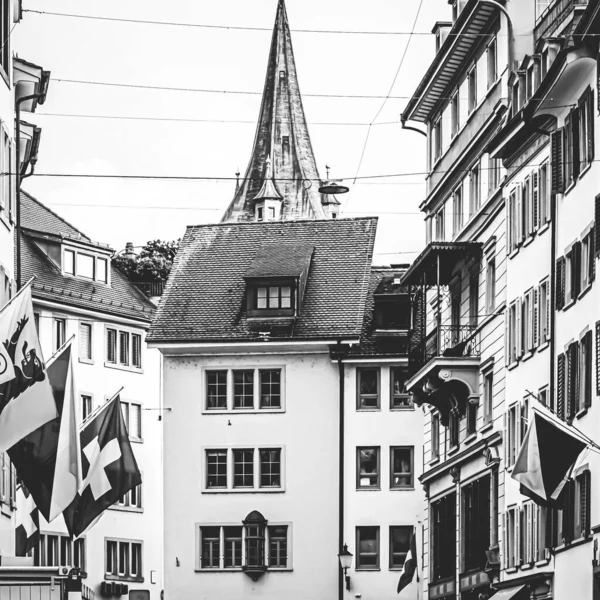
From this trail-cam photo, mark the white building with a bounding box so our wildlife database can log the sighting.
[20,191,163,600]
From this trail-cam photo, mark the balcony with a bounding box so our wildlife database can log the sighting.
[534,0,588,45]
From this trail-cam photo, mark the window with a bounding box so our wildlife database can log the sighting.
[431,493,456,581]
[449,411,459,449]
[64,250,75,275]
[206,371,227,409]
[469,269,479,327]
[105,539,143,581]
[197,524,290,570]
[259,449,281,488]
[81,394,92,422]
[255,285,292,310]
[505,506,519,569]
[206,450,227,489]
[97,258,108,283]
[357,368,379,409]
[233,449,254,488]
[435,207,445,242]
[560,471,591,544]
[487,38,497,88]
[462,475,490,572]
[539,279,550,345]
[0,0,9,74]
[260,369,281,408]
[432,117,442,164]
[507,299,521,364]
[79,322,92,361]
[578,332,593,413]
[257,207,264,222]
[390,447,413,489]
[564,112,576,185]
[35,535,86,569]
[233,370,254,409]
[469,162,480,215]
[357,447,380,489]
[431,413,440,461]
[78,254,95,279]
[485,257,496,314]
[117,483,142,509]
[54,318,66,351]
[356,526,379,569]
[488,157,501,195]
[522,176,532,238]
[578,88,594,173]
[390,526,412,569]
[466,397,478,435]
[374,295,410,330]
[523,288,534,353]
[483,369,493,425]
[451,92,460,138]
[507,402,520,468]
[539,162,550,226]
[121,401,142,440]
[468,67,477,113]
[453,185,463,236]
[390,367,412,409]
[106,328,142,369]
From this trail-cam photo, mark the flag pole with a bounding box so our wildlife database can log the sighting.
[44,334,76,366]
[0,275,36,315]
[80,386,125,428]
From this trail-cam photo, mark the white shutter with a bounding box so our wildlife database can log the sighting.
[516,297,523,358]
[533,505,539,562]
[533,287,539,349]
[516,507,522,566]
[130,403,141,438]
[79,323,91,360]
[533,170,539,230]
[515,183,523,244]
[502,512,508,570]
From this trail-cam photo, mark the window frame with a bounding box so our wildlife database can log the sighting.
[390,366,413,410]
[357,367,380,410]
[390,446,414,490]
[356,526,380,570]
[105,327,143,372]
[389,525,413,570]
[104,538,144,582]
[357,446,381,490]
[79,321,93,363]
[53,317,66,352]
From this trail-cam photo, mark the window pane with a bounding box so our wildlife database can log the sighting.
[55,318,66,351]
[280,286,291,308]
[60,536,71,567]
[74,539,85,571]
[64,250,75,275]
[268,286,279,308]
[357,526,379,569]
[106,540,117,574]
[119,331,129,365]
[79,322,92,360]
[224,526,242,568]
[130,403,141,438]
[131,543,142,577]
[206,370,227,409]
[81,394,92,422]
[358,368,379,408]
[358,447,379,488]
[233,449,254,488]
[391,447,413,488]
[97,258,108,283]
[257,287,267,309]
[260,369,281,408]
[132,334,142,368]
[78,254,95,279]
[391,368,412,408]
[206,450,227,488]
[260,448,281,487]
[118,541,129,575]
[233,370,254,409]
[268,525,288,567]
[390,526,412,569]
[106,329,117,363]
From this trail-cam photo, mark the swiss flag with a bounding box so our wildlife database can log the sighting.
[65,395,141,538]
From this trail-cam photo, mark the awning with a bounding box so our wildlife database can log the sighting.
[400,242,482,287]
[489,585,527,600]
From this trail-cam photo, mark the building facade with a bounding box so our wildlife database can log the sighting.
[20,191,163,600]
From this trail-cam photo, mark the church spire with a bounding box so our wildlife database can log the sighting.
[221,0,326,223]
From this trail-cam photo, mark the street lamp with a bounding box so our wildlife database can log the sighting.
[338,544,353,591]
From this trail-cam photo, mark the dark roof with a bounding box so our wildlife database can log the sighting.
[348,267,410,358]
[245,244,314,278]
[20,193,155,323]
[148,218,378,343]
[21,191,93,243]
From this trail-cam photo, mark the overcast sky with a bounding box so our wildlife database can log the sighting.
[14,0,447,263]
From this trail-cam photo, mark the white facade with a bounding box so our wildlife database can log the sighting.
[33,300,163,600]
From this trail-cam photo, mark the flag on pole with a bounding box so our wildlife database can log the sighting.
[512,411,586,507]
[9,342,81,522]
[0,284,57,452]
[65,395,142,538]
[397,526,418,594]
[15,483,39,556]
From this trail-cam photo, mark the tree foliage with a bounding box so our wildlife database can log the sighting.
[113,239,180,283]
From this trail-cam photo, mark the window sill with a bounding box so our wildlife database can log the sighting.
[104,362,143,375]
[522,351,534,363]
[563,298,576,312]
[578,284,592,302]
[447,445,459,457]
[480,422,494,434]
[202,408,285,415]
[535,558,550,567]
[464,433,477,445]
[505,567,518,574]
[79,357,94,366]
[538,222,550,236]
[356,407,382,412]
[553,536,593,555]
[507,361,519,372]
[537,341,550,353]
[521,563,533,571]
[105,576,144,583]
[429,457,440,466]
[390,406,415,412]
[508,248,520,260]
[203,488,285,494]
[576,407,588,420]
[355,568,381,572]
[564,180,577,196]
[356,487,381,492]
[390,486,415,492]
[579,163,592,180]
[523,235,535,248]
[109,505,143,514]
[130,437,143,444]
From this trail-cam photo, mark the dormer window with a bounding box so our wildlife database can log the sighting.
[63,247,109,284]
[257,207,264,221]
[256,285,292,310]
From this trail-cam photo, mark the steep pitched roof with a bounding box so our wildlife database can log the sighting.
[20,192,155,323]
[148,218,378,343]
[220,0,326,223]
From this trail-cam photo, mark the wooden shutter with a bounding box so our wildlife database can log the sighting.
[585,331,593,409]
[532,171,539,230]
[562,480,575,544]
[571,107,580,180]
[595,196,600,257]
[590,227,596,283]
[533,287,539,349]
[517,507,523,565]
[502,512,508,570]
[556,257,565,310]
[588,90,595,163]
[516,297,523,357]
[581,470,591,538]
[596,322,600,396]
[572,241,582,299]
[557,353,566,419]
[551,129,564,194]
[546,281,551,342]
[566,343,578,420]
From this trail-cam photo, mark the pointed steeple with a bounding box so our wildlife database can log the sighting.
[221,0,326,223]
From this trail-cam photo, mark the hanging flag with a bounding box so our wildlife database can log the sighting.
[397,526,418,594]
[15,483,40,556]
[66,395,141,538]
[9,342,81,523]
[0,284,57,452]
[512,411,586,507]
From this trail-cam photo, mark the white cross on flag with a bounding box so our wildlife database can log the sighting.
[15,483,40,556]
[65,394,141,538]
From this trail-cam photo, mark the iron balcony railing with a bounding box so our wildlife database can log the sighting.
[534,0,588,44]
[409,324,480,375]
[132,281,165,297]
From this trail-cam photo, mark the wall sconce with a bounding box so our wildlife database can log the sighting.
[338,544,353,591]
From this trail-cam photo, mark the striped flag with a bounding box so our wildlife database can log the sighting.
[15,484,39,556]
[397,526,418,594]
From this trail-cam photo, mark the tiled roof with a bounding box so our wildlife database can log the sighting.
[245,244,314,278]
[348,267,410,358]
[148,217,378,343]
[20,193,155,323]
[21,191,93,243]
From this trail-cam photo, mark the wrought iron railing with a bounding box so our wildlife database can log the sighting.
[534,0,588,44]
[132,281,165,297]
[409,324,480,375]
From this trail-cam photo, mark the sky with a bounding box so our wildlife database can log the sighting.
[14,0,448,264]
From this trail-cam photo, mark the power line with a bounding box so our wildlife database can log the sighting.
[23,9,510,36]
